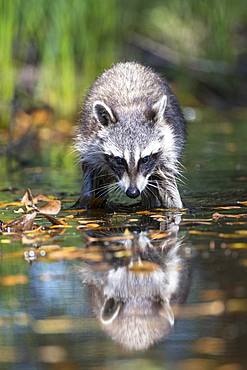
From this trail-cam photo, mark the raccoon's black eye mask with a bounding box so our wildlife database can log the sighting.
[138,151,161,174]
[104,154,127,177]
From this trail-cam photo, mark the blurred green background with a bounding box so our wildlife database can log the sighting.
[0,0,246,129]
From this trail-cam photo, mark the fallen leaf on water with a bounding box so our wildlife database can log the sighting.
[21,232,53,245]
[41,213,67,226]
[193,337,225,355]
[176,358,217,370]
[14,208,25,214]
[173,300,225,318]
[21,189,61,215]
[216,363,243,370]
[87,234,134,242]
[189,230,217,236]
[21,188,33,206]
[40,244,61,252]
[114,250,132,258]
[212,206,241,210]
[149,231,169,240]
[2,212,37,233]
[77,222,100,229]
[47,248,103,262]
[63,208,87,213]
[235,230,247,235]
[238,200,247,206]
[0,274,28,286]
[228,243,247,249]
[218,233,241,239]
[135,210,153,215]
[37,200,61,215]
[78,219,103,224]
[0,239,11,244]
[226,298,247,312]
[212,212,247,220]
[200,289,225,301]
[129,260,159,272]
[0,201,22,208]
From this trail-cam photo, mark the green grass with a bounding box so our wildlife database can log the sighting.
[0,0,120,125]
[0,0,245,127]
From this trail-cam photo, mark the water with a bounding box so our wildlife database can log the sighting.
[0,109,247,370]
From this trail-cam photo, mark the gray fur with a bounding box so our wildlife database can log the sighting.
[75,62,186,209]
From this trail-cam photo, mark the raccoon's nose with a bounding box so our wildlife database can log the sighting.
[126,186,140,199]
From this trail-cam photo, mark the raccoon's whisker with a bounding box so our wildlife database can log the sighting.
[87,183,110,194]
[146,184,157,200]
[147,182,159,191]
[95,182,118,199]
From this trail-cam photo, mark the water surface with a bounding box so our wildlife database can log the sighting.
[0,109,247,370]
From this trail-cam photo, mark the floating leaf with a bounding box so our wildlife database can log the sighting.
[149,231,169,240]
[129,260,159,272]
[228,243,247,249]
[2,212,37,233]
[0,201,22,208]
[21,189,61,215]
[238,200,247,206]
[0,239,11,244]
[36,199,61,215]
[0,274,28,286]
[200,289,224,301]
[193,337,225,355]
[212,206,241,210]
[77,223,100,229]
[212,212,247,220]
[21,188,34,206]
[41,214,68,226]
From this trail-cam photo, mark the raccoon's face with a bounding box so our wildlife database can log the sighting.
[93,95,175,198]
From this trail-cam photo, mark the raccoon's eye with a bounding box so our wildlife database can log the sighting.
[114,156,125,166]
[140,155,150,164]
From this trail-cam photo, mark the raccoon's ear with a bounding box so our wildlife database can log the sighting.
[93,101,117,126]
[149,94,168,122]
[159,298,174,327]
[100,297,122,325]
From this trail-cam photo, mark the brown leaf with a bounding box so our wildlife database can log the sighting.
[193,337,225,355]
[212,206,241,210]
[37,199,61,215]
[238,200,247,206]
[212,212,247,220]
[41,213,67,226]
[0,274,28,286]
[3,212,37,232]
[21,188,34,206]
[77,222,100,229]
[0,201,22,208]
[149,231,169,239]
[129,261,159,273]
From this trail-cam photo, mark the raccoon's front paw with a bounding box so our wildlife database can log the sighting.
[71,196,107,210]
[70,197,89,210]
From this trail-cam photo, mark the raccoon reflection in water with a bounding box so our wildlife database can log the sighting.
[78,215,190,351]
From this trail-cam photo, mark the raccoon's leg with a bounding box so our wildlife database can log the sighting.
[158,176,183,209]
[93,173,111,209]
[72,163,95,209]
[141,182,162,209]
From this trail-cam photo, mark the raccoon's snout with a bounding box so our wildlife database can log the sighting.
[126,186,140,199]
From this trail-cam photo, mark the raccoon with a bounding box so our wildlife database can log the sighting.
[79,218,190,350]
[75,62,186,209]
